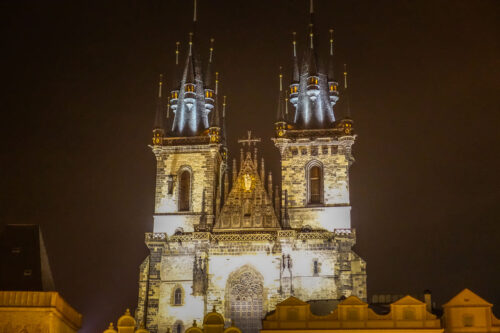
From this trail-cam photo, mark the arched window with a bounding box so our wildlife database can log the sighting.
[178,170,191,211]
[174,288,182,305]
[173,321,184,333]
[308,164,322,204]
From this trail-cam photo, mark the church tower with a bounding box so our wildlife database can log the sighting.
[272,0,366,305]
[150,4,226,236]
[273,1,355,232]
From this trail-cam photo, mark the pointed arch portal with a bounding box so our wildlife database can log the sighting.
[226,266,264,333]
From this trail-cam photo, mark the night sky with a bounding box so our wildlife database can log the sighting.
[1,0,499,331]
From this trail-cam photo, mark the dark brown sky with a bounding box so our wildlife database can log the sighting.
[1,0,499,332]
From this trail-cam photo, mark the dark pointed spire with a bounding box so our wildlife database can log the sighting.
[152,74,165,144]
[210,72,221,127]
[171,41,181,89]
[292,32,299,83]
[328,29,335,81]
[153,74,164,131]
[305,23,318,75]
[303,0,318,76]
[171,0,212,137]
[276,67,286,122]
[343,63,351,117]
[205,38,215,89]
[175,41,180,65]
[285,0,336,130]
[222,95,227,143]
[184,32,195,83]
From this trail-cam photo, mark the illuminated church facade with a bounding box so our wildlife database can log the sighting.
[135,2,366,333]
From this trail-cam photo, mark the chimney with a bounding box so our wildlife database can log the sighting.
[424,289,432,312]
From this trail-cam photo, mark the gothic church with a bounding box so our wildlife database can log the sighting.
[136,2,367,333]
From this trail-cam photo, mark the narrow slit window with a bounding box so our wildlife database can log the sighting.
[313,260,319,275]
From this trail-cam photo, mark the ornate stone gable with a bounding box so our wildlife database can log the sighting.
[213,151,280,231]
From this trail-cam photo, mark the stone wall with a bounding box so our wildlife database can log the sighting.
[152,144,223,234]
[139,230,366,333]
[274,136,355,231]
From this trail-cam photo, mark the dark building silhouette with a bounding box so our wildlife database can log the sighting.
[0,224,55,291]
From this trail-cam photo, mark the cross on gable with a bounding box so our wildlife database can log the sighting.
[237,130,261,147]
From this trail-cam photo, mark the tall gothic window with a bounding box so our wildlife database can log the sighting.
[309,165,322,204]
[174,288,182,305]
[179,170,190,211]
[227,267,263,333]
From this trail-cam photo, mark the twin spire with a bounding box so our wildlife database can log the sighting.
[153,0,352,142]
[152,0,226,141]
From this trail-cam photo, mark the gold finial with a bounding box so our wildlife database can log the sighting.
[125,308,131,316]
[209,38,215,63]
[188,32,193,55]
[158,74,163,98]
[212,305,217,312]
[329,29,334,55]
[343,63,348,89]
[309,27,314,49]
[279,66,283,92]
[108,322,115,329]
[193,320,197,327]
[215,72,219,95]
[292,32,297,57]
[175,41,180,65]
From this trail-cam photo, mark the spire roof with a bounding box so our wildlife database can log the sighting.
[210,72,221,129]
[205,38,215,89]
[292,32,300,83]
[170,0,214,137]
[276,68,286,122]
[153,74,164,131]
[328,29,335,81]
[287,0,338,130]
[170,41,182,89]
[343,63,351,118]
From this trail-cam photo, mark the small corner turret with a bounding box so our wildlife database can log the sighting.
[208,72,222,144]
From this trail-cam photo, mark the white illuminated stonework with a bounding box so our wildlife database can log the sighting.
[139,3,366,332]
[136,131,366,333]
